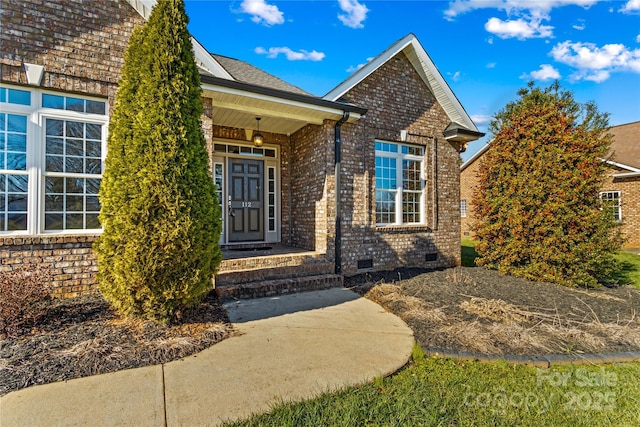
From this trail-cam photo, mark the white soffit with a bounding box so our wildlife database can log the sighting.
[324,34,479,133]
[124,0,232,80]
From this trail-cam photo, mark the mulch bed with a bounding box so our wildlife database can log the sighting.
[0,292,233,397]
[347,267,640,357]
[2,266,639,397]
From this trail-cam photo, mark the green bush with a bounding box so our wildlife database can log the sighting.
[473,82,622,287]
[94,0,222,323]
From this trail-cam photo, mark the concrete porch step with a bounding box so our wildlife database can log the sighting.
[215,262,334,286]
[215,274,344,301]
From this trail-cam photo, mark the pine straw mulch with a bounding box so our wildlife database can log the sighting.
[0,292,233,397]
[347,266,640,357]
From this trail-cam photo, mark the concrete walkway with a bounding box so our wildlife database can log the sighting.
[0,288,414,427]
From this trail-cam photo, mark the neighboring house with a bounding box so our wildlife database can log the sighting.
[1,0,483,297]
[460,121,640,248]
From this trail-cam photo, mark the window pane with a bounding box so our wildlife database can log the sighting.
[86,196,100,211]
[45,194,64,211]
[45,176,65,193]
[65,157,83,173]
[86,100,106,115]
[7,133,26,152]
[46,138,64,154]
[46,119,64,136]
[8,89,31,106]
[66,195,83,212]
[46,155,64,172]
[6,153,26,170]
[7,213,27,230]
[66,177,84,194]
[7,115,27,133]
[7,174,27,192]
[66,121,84,138]
[66,138,84,156]
[45,213,63,230]
[66,214,84,229]
[86,214,100,229]
[86,178,100,194]
[85,140,101,157]
[86,123,102,140]
[7,193,27,211]
[66,97,85,112]
[85,158,101,174]
[43,94,65,109]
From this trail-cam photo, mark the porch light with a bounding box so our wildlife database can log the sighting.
[253,117,264,147]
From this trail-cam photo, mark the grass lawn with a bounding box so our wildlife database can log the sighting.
[461,237,478,267]
[227,346,640,426]
[613,251,640,289]
[462,237,640,289]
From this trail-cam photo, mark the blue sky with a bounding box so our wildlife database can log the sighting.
[184,0,640,161]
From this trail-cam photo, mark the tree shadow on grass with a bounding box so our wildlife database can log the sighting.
[461,243,478,267]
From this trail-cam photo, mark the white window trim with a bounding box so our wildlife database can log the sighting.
[461,199,467,218]
[599,190,622,222]
[375,140,425,226]
[1,84,108,235]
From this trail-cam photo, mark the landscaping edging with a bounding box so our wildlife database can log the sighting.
[422,347,640,368]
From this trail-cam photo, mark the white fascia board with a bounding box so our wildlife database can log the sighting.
[613,171,640,178]
[125,0,232,79]
[460,140,492,171]
[602,158,640,173]
[202,82,362,122]
[191,38,233,79]
[324,34,479,133]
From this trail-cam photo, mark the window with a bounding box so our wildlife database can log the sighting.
[461,199,467,218]
[375,141,424,226]
[600,191,621,222]
[0,84,107,234]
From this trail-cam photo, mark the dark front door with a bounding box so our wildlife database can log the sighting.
[228,158,264,242]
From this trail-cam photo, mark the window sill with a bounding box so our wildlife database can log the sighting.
[0,234,100,246]
[375,225,432,233]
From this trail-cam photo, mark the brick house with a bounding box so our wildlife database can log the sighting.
[460,121,640,248]
[1,0,483,297]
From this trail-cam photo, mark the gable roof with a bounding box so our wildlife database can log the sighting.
[608,121,640,171]
[211,54,311,96]
[324,33,480,135]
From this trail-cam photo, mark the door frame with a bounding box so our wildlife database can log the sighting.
[211,140,280,246]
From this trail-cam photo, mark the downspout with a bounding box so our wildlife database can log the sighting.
[334,111,350,275]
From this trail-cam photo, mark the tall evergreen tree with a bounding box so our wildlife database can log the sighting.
[95,0,222,322]
[473,82,622,287]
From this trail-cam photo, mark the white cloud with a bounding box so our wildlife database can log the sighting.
[255,46,325,61]
[573,20,586,30]
[241,0,284,26]
[449,71,462,82]
[486,62,496,68]
[637,34,640,42]
[445,0,600,40]
[485,17,553,39]
[550,41,640,82]
[470,114,492,125]
[620,0,640,13]
[444,0,600,19]
[338,0,369,28]
[346,57,374,73]
[521,64,561,81]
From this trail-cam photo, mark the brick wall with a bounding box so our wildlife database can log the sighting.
[334,52,462,274]
[0,236,98,298]
[289,123,331,252]
[0,0,142,296]
[460,154,484,237]
[602,175,640,248]
[1,0,143,101]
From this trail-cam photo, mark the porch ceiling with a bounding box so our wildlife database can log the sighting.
[201,78,364,137]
